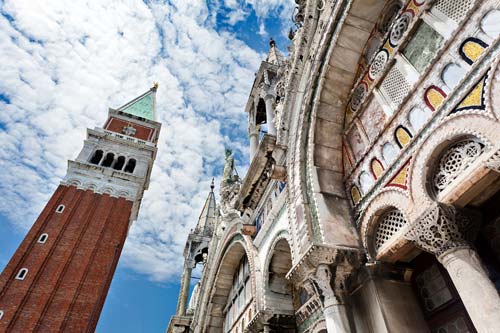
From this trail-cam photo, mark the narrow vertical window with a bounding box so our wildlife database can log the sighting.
[0,310,3,320]
[124,159,136,173]
[15,268,28,280]
[113,156,126,170]
[89,150,103,165]
[101,152,115,167]
[38,233,48,244]
[56,204,65,213]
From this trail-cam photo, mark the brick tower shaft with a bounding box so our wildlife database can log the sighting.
[0,86,161,332]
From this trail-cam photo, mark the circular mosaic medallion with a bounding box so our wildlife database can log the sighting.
[389,12,413,47]
[350,83,367,112]
[369,50,389,80]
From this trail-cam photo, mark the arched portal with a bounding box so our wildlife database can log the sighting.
[264,238,296,332]
[206,240,254,332]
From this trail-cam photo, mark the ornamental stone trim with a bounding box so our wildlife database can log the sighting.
[389,11,413,47]
[344,2,499,214]
[485,148,500,172]
[369,50,389,80]
[404,203,479,257]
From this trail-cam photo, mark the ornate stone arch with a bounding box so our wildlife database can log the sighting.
[200,230,259,332]
[66,179,82,187]
[101,187,115,196]
[284,0,392,260]
[306,319,327,333]
[360,189,413,261]
[261,231,294,313]
[409,114,496,207]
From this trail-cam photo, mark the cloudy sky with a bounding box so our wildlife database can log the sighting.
[0,0,293,331]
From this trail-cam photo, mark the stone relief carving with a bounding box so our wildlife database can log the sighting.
[312,264,335,302]
[485,148,500,172]
[404,203,479,257]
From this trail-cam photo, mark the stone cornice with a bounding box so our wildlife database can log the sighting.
[88,128,158,150]
[286,244,361,283]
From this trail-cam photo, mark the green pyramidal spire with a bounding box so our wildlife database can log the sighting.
[117,83,158,120]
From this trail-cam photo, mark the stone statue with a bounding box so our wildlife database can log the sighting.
[222,149,235,184]
[219,149,241,218]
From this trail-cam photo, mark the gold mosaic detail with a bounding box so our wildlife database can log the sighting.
[351,186,361,205]
[458,79,483,109]
[396,127,412,148]
[386,159,411,190]
[462,41,485,64]
[371,159,384,179]
[425,87,446,111]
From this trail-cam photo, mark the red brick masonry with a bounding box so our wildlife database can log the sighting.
[0,185,133,332]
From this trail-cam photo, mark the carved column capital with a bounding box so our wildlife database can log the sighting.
[185,258,196,269]
[310,264,337,307]
[405,203,479,257]
[248,124,260,136]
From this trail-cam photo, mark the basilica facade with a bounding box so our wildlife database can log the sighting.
[168,0,500,332]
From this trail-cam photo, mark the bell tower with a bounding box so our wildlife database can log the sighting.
[0,85,161,332]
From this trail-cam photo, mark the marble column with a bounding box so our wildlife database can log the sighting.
[405,203,500,332]
[263,94,277,136]
[248,124,260,161]
[312,264,352,333]
[176,259,194,316]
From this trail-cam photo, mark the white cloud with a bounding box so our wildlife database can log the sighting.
[227,8,249,25]
[0,0,292,282]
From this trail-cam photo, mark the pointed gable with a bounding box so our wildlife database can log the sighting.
[117,85,157,120]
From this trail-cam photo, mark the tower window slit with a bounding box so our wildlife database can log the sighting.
[0,310,3,320]
[113,156,126,170]
[89,150,103,165]
[56,205,65,213]
[124,159,136,173]
[38,233,48,244]
[101,153,115,167]
[15,268,28,280]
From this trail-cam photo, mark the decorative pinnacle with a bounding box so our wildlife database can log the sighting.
[152,82,159,91]
[269,38,275,48]
[210,178,215,191]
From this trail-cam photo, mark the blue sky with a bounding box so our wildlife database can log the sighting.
[0,0,293,332]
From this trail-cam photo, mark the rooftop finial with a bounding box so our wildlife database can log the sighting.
[269,38,276,48]
[210,178,215,191]
[152,82,159,91]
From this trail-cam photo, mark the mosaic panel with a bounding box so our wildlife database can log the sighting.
[403,22,444,73]
[347,126,366,162]
[359,97,386,143]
